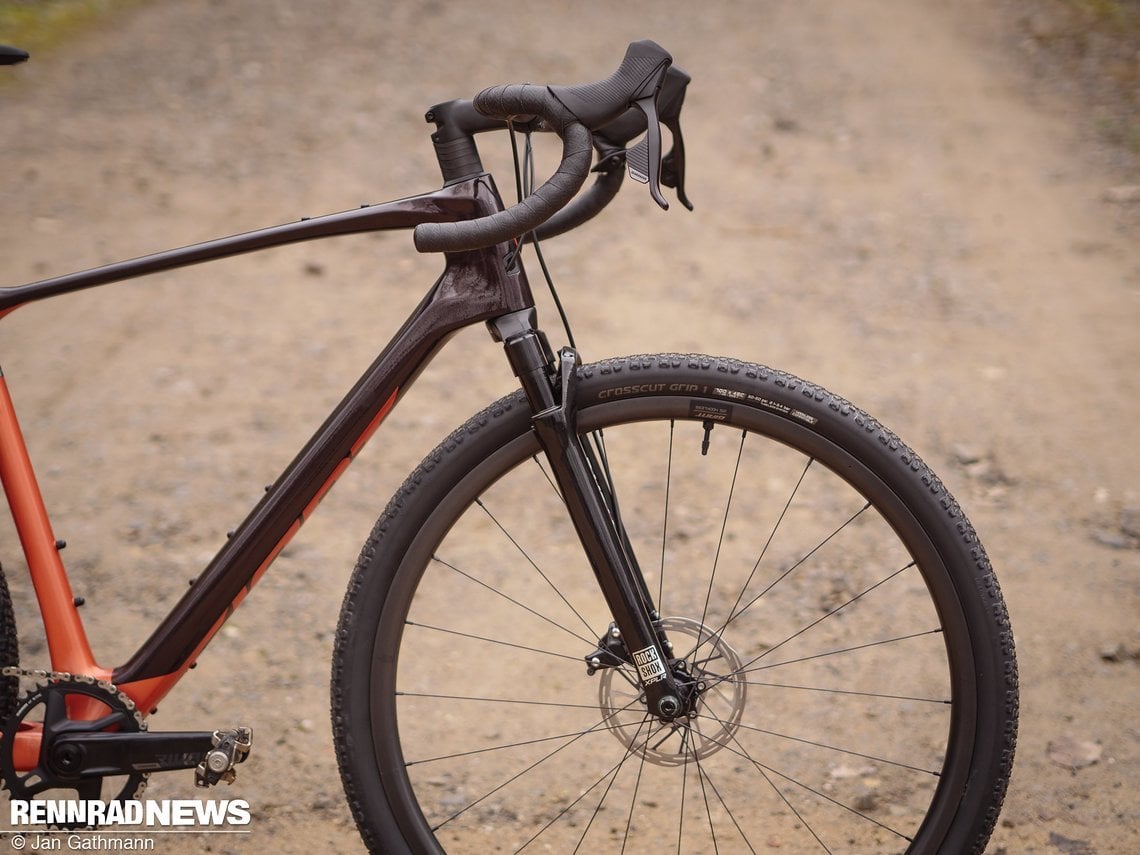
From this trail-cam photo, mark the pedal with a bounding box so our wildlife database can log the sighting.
[195,727,252,787]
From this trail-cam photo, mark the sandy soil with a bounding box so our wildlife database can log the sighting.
[0,0,1137,852]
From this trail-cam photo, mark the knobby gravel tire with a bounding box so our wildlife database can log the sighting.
[0,563,18,723]
[332,354,1018,854]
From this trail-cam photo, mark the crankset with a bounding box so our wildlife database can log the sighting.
[0,671,253,819]
[0,676,150,816]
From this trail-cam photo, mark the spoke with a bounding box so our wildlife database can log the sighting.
[404,687,648,767]
[694,571,932,706]
[726,732,913,847]
[690,646,730,673]
[697,429,747,649]
[397,690,601,712]
[730,500,873,630]
[530,454,564,500]
[677,729,692,855]
[612,663,641,692]
[621,726,651,854]
[746,627,945,674]
[689,745,720,855]
[724,730,834,853]
[421,696,645,833]
[512,743,633,853]
[710,714,942,777]
[658,420,675,608]
[408,726,612,767]
[476,497,598,639]
[430,555,596,647]
[736,559,916,672]
[742,676,949,705]
[571,715,655,854]
[405,620,583,663]
[725,456,814,622]
[681,498,875,670]
[696,712,915,847]
[692,759,757,854]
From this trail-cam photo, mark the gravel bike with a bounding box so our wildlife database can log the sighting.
[0,41,1017,853]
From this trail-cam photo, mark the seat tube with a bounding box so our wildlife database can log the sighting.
[0,368,101,675]
[488,312,684,720]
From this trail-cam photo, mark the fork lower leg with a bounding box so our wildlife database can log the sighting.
[489,311,683,719]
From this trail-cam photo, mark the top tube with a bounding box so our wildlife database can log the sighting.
[0,181,487,315]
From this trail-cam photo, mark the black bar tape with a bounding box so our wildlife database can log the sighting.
[532,165,624,241]
[412,41,673,253]
[414,85,591,253]
[549,40,672,131]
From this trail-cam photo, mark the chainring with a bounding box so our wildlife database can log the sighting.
[0,674,148,823]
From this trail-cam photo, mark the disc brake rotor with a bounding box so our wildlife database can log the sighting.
[598,616,747,766]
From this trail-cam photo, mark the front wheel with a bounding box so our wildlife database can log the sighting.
[332,354,1017,854]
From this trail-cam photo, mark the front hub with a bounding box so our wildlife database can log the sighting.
[596,616,747,765]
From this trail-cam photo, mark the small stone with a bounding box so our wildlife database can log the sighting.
[1100,641,1140,663]
[1104,185,1140,203]
[1092,510,1140,549]
[1092,529,1136,550]
[1046,734,1102,770]
[953,444,984,466]
[1049,831,1095,855]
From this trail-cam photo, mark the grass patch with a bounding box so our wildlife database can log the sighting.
[1019,0,1140,156]
[0,0,145,57]
[1064,0,1140,152]
[1065,0,1140,32]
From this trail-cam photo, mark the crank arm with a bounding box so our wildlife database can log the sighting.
[49,728,251,781]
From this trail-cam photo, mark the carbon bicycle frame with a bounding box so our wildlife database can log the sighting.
[0,175,535,762]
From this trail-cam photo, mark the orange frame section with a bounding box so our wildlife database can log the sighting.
[0,374,103,678]
[0,373,107,770]
[0,370,398,769]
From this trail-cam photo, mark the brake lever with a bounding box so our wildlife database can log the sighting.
[623,66,692,211]
[659,67,692,211]
[624,95,666,209]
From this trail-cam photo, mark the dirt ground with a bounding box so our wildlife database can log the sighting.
[0,0,1137,852]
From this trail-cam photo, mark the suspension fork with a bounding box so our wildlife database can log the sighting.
[489,309,685,720]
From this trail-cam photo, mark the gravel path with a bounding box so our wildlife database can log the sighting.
[1,1,1137,852]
